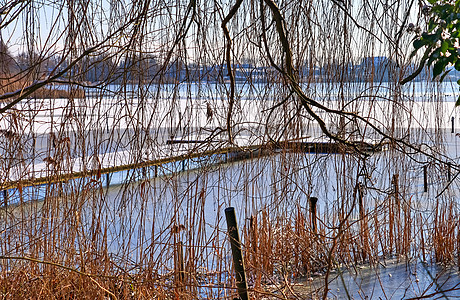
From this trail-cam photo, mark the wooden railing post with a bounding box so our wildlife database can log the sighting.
[424,165,428,193]
[225,207,248,300]
[309,197,318,234]
[2,190,7,206]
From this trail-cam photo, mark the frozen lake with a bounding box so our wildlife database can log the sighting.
[1,81,460,183]
[1,81,460,298]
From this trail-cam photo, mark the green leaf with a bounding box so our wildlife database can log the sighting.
[446,52,457,65]
[413,39,425,50]
[428,21,438,32]
[456,95,460,106]
[457,79,460,85]
[441,40,449,53]
[440,69,452,82]
[422,33,439,44]
[455,60,460,71]
[433,60,446,78]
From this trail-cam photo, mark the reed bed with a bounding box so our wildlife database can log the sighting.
[1,144,459,299]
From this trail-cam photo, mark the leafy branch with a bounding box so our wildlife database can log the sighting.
[401,0,460,105]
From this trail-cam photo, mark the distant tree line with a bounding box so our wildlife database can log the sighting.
[1,41,436,85]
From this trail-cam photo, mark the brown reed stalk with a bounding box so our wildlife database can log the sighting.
[457,221,460,271]
[433,200,457,264]
[250,214,262,289]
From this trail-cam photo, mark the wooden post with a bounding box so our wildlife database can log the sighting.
[2,190,7,206]
[392,174,401,254]
[175,241,185,296]
[225,207,248,300]
[309,197,318,234]
[452,116,455,133]
[155,165,158,177]
[357,183,368,261]
[424,165,428,193]
[392,174,399,205]
[106,173,110,188]
[357,183,364,220]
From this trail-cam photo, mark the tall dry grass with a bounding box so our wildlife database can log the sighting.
[0,76,84,100]
[1,141,459,299]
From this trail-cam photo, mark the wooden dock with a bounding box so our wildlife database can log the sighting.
[0,140,384,193]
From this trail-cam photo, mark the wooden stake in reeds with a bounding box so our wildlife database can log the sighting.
[392,174,400,205]
[172,225,186,298]
[393,174,401,255]
[249,215,258,260]
[175,241,185,297]
[225,207,248,300]
[388,174,400,255]
[357,183,364,220]
[2,190,7,206]
[357,183,369,262]
[423,165,428,193]
[309,197,318,234]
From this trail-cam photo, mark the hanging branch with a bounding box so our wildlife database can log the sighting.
[221,0,244,144]
[260,0,460,170]
[0,12,145,114]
